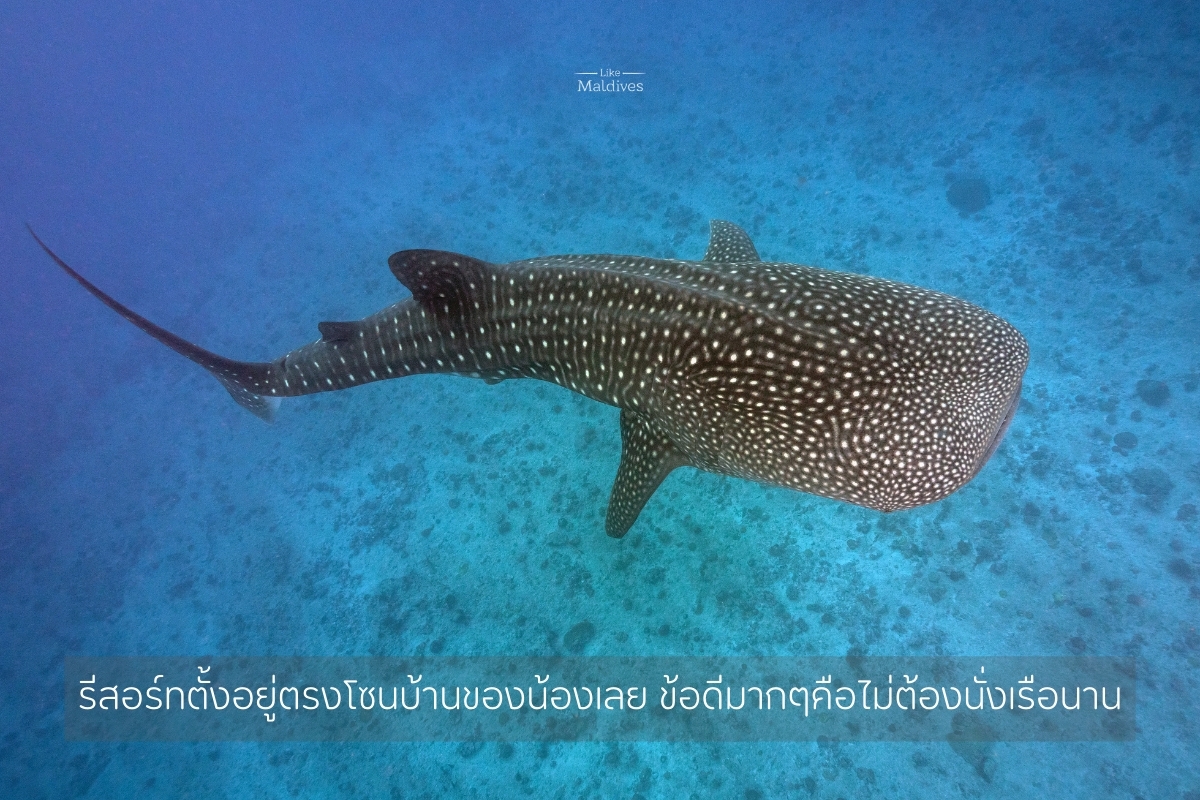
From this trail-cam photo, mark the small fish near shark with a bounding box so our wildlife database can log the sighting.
[30,221,1028,538]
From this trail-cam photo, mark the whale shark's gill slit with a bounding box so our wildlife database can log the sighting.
[28,225,281,423]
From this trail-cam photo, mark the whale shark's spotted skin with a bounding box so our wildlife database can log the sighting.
[32,221,1028,538]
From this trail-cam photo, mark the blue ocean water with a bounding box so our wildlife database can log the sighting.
[2,0,1197,796]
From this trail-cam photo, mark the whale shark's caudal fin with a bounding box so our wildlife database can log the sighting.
[28,226,281,422]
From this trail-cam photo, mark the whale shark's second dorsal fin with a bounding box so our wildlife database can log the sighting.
[703,220,760,263]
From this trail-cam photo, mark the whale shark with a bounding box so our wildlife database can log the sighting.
[31,221,1028,538]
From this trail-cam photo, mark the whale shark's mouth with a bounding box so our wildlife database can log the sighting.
[971,378,1023,479]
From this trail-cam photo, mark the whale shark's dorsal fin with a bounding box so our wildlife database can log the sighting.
[317,321,357,343]
[387,249,492,318]
[703,220,760,263]
[605,409,691,538]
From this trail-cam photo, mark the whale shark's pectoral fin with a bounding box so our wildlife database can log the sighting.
[605,410,690,538]
[703,220,760,263]
[213,374,281,422]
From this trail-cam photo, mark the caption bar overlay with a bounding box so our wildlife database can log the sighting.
[66,656,1135,742]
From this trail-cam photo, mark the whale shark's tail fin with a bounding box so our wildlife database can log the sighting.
[28,226,281,422]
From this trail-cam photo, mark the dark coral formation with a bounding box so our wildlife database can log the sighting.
[562,620,596,653]
[946,176,992,216]
[1135,379,1169,407]
[1129,467,1173,511]
[1113,432,1137,453]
